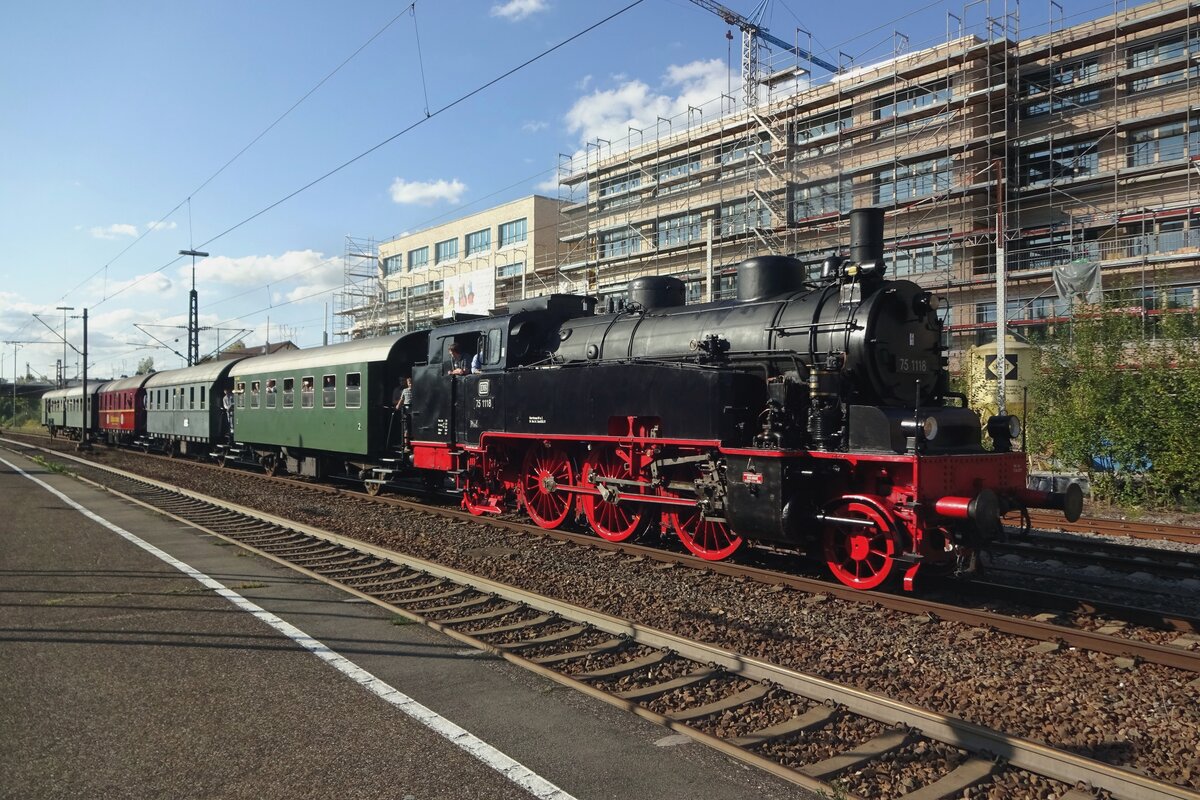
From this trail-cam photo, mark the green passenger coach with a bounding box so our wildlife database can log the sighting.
[225,333,428,477]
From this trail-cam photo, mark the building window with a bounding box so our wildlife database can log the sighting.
[657,155,701,183]
[599,174,640,197]
[875,80,951,119]
[407,246,429,272]
[465,228,491,256]
[599,226,640,259]
[387,289,403,303]
[1021,58,1098,100]
[1128,119,1199,167]
[657,213,702,248]
[718,137,771,167]
[720,198,770,235]
[1127,32,1198,69]
[792,178,851,220]
[890,243,952,278]
[345,373,361,409]
[283,378,294,409]
[498,218,527,247]
[497,261,524,279]
[876,157,952,204]
[435,238,458,263]
[794,109,849,143]
[1017,140,1098,186]
[1021,87,1101,118]
[383,254,403,275]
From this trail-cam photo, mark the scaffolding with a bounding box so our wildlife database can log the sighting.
[334,235,381,340]
[553,0,1200,364]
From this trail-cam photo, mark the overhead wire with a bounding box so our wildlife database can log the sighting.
[97,0,649,307]
[55,3,417,308]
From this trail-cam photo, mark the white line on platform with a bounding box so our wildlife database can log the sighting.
[3,455,577,800]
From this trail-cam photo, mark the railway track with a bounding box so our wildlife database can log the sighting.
[7,441,1198,800]
[1023,509,1200,546]
[8,432,1200,668]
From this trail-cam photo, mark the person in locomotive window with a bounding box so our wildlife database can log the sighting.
[447,342,468,376]
[470,336,484,374]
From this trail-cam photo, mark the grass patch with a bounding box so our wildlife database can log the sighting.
[229,581,266,590]
[31,455,71,475]
[390,615,415,626]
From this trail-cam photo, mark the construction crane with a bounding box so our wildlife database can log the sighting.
[689,0,837,108]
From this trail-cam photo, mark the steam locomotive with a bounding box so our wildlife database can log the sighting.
[43,207,1081,591]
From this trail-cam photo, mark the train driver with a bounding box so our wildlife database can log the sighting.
[447,342,468,376]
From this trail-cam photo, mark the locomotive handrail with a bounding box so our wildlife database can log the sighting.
[766,320,864,334]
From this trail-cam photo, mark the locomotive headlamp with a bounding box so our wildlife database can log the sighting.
[901,415,940,443]
[1007,415,1021,439]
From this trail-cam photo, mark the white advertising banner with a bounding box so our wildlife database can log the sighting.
[443,266,495,318]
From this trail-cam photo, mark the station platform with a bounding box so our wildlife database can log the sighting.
[0,445,815,800]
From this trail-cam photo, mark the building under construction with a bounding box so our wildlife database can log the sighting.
[555,0,1200,365]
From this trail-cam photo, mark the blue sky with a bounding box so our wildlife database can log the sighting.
[0,0,1071,381]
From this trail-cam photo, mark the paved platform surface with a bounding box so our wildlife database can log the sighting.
[0,444,818,800]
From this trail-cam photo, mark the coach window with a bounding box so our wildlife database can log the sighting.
[250,381,261,409]
[322,374,337,408]
[345,373,361,408]
[200,386,206,410]
[190,386,196,410]
[236,382,246,409]
[266,379,277,409]
[301,376,314,408]
[283,378,295,409]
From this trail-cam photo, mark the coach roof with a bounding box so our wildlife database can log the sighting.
[144,357,249,389]
[231,334,406,376]
[102,374,154,393]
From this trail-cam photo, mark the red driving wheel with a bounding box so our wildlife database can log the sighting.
[822,497,900,590]
[518,444,574,529]
[580,446,650,542]
[664,465,742,560]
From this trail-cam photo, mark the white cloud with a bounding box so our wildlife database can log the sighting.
[521,120,548,133]
[564,59,731,148]
[388,177,467,206]
[89,223,138,240]
[195,250,335,290]
[490,0,548,21]
[534,175,561,193]
[104,270,174,297]
[145,220,178,232]
[575,74,593,91]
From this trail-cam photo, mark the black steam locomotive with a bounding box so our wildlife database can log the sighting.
[400,207,1081,591]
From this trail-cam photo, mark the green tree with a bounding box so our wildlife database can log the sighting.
[1028,293,1200,508]
[136,356,155,375]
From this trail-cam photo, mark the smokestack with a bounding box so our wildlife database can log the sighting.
[849,207,885,267]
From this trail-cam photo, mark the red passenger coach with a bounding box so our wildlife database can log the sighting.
[97,374,152,446]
